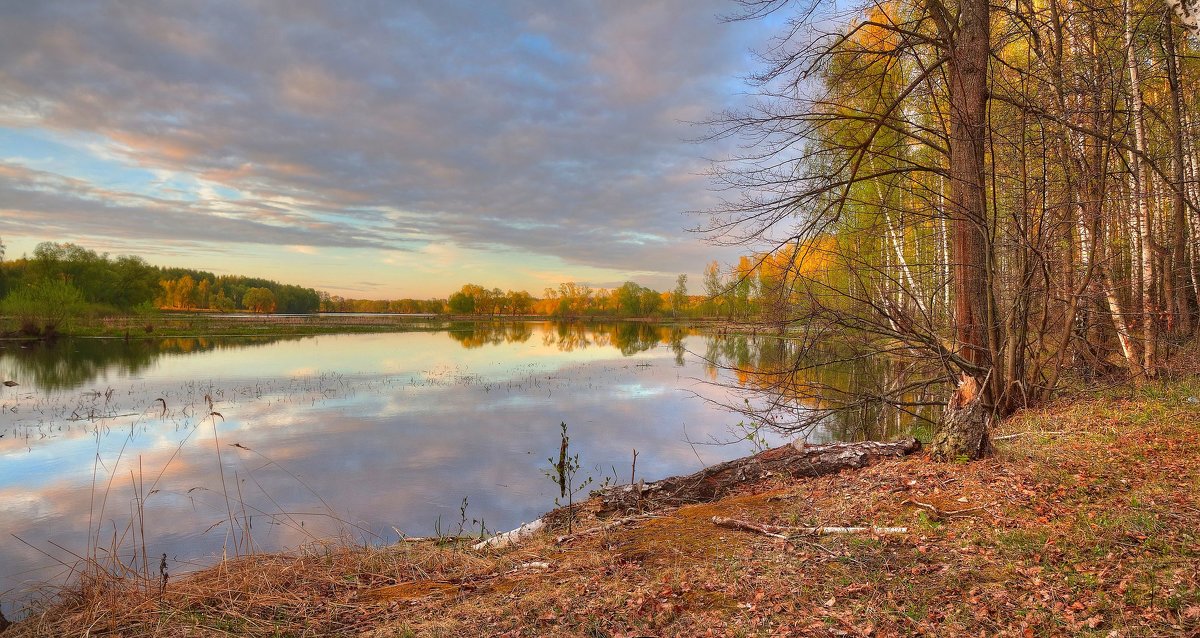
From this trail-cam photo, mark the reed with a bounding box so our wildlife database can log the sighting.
[8,394,373,630]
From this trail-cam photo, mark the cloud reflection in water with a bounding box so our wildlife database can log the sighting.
[0,323,803,613]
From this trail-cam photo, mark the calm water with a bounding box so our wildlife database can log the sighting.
[0,322,931,615]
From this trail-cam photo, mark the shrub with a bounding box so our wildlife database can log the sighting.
[1,279,86,337]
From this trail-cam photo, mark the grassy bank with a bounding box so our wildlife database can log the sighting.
[7,373,1200,636]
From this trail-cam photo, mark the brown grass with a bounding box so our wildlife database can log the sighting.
[8,372,1200,637]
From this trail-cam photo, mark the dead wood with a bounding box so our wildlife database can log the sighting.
[711,516,908,536]
[472,519,545,551]
[901,499,992,520]
[930,374,992,460]
[596,438,921,515]
[992,430,1070,441]
[554,513,659,544]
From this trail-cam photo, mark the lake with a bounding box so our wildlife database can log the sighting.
[0,321,933,615]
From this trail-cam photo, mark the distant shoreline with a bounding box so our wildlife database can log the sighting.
[3,313,743,340]
[0,311,748,340]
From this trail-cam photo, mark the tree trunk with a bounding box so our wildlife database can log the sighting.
[1184,112,1200,307]
[932,0,994,460]
[1125,0,1158,376]
[947,0,993,373]
[596,438,921,515]
[930,374,993,460]
[1163,16,1193,337]
[1083,213,1144,376]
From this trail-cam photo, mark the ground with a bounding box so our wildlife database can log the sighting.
[6,373,1200,637]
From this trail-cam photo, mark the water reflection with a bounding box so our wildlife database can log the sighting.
[702,333,941,442]
[446,321,534,349]
[0,322,928,618]
[443,321,691,359]
[0,337,307,391]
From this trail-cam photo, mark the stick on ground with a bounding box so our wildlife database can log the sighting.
[711,516,907,537]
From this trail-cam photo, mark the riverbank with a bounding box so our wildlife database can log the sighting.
[6,370,1199,636]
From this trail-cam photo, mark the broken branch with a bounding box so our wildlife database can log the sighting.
[711,516,907,537]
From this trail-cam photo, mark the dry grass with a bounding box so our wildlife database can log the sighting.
[9,539,510,636]
[8,371,1200,636]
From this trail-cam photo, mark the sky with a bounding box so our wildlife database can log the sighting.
[0,1,781,298]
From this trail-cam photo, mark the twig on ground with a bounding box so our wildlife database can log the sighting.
[508,561,551,572]
[554,513,659,544]
[993,430,1071,441]
[711,516,907,536]
[399,536,479,543]
[901,499,993,520]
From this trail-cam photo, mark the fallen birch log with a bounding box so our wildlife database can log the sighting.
[711,516,907,537]
[472,518,546,550]
[597,438,921,515]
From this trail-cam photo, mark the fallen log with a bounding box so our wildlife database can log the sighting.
[711,516,908,537]
[595,438,921,515]
[472,518,545,551]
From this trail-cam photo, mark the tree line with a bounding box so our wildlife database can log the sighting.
[0,242,321,331]
[323,278,697,319]
[156,271,318,314]
[0,240,710,326]
[440,277,694,318]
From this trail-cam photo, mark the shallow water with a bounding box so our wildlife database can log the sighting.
[0,322,928,615]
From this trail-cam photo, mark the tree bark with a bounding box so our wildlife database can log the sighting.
[930,0,995,460]
[946,0,994,374]
[596,438,921,515]
[1163,16,1193,337]
[930,374,993,460]
[1125,0,1159,376]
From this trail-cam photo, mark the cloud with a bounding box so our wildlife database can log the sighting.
[0,1,764,288]
[0,161,406,250]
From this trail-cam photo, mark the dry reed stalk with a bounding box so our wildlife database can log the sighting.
[6,542,506,637]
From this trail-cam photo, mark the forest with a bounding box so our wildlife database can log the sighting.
[697,0,1200,458]
[0,242,322,322]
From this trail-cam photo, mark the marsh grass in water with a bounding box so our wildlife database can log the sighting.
[2,386,380,618]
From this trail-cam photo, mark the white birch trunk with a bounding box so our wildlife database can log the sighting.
[1079,209,1143,375]
[1125,1,1157,375]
